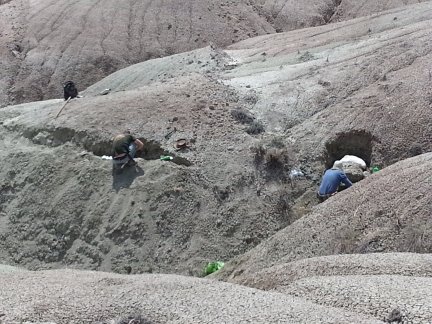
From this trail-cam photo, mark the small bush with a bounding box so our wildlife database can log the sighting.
[268,137,285,149]
[246,121,265,135]
[251,143,266,165]
[273,188,291,215]
[230,108,255,124]
[404,221,432,253]
[251,142,290,181]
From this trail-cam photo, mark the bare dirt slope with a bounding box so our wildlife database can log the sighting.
[0,2,431,323]
[0,0,430,107]
[222,1,432,167]
[235,253,432,323]
[216,152,432,281]
[0,269,384,324]
[0,2,431,276]
[0,76,277,274]
[212,154,431,322]
[87,1,432,168]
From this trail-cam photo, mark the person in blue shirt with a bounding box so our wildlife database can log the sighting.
[317,160,352,202]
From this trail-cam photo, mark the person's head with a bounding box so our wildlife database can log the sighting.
[332,160,343,170]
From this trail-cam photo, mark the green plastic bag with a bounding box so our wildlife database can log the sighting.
[204,261,224,275]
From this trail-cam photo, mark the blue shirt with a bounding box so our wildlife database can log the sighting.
[318,169,352,196]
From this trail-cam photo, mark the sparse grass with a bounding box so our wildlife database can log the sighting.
[251,141,291,181]
[230,108,265,135]
[246,120,265,135]
[251,143,266,165]
[404,221,432,253]
[297,51,315,62]
[230,108,255,125]
[273,188,292,215]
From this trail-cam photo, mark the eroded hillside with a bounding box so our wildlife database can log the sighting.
[0,0,429,106]
[0,2,431,276]
[0,2,431,323]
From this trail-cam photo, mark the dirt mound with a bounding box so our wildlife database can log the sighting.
[216,152,432,281]
[1,0,429,107]
[0,269,383,324]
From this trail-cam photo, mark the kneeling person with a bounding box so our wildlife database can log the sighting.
[317,161,352,202]
[112,131,144,168]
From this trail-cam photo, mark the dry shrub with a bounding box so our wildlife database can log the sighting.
[251,141,291,181]
[264,148,287,169]
[246,120,265,135]
[230,108,255,124]
[273,188,293,223]
[251,143,266,165]
[403,221,432,253]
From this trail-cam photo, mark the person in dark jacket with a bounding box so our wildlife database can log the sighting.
[112,130,144,168]
[317,161,352,202]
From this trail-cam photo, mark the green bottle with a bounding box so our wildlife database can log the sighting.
[372,166,380,173]
[160,155,173,161]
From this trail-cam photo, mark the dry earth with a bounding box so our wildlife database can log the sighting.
[0,0,429,106]
[0,268,384,324]
[216,152,432,281]
[0,1,431,323]
[224,253,432,323]
[212,153,431,322]
[0,2,431,276]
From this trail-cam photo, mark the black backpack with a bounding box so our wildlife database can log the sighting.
[63,81,78,100]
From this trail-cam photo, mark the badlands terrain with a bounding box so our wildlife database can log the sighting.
[0,0,431,323]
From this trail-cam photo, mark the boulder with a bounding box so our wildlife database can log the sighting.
[340,155,367,170]
[342,162,365,183]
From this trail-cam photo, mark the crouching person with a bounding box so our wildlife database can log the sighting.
[112,130,144,169]
[317,160,352,202]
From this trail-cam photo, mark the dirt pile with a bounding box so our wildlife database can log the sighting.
[1,0,429,107]
[0,268,384,323]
